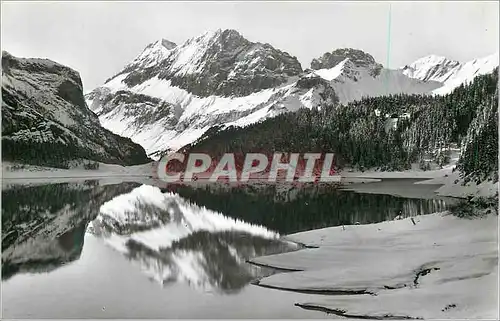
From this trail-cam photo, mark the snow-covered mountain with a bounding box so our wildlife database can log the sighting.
[401,55,461,82]
[86,29,338,158]
[402,52,499,95]
[86,29,498,158]
[307,48,442,103]
[107,29,303,97]
[1,51,150,167]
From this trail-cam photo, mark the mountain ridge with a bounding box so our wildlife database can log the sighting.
[84,29,499,158]
[402,52,499,94]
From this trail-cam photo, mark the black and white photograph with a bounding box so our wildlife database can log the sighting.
[1,1,499,319]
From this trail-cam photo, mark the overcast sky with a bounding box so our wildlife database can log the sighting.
[2,1,498,91]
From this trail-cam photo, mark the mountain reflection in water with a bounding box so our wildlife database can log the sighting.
[1,181,140,280]
[89,185,299,293]
[2,181,451,295]
[167,183,451,235]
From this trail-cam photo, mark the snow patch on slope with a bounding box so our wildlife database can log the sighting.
[330,68,441,104]
[310,58,349,81]
[307,56,442,104]
[124,39,177,71]
[167,30,220,76]
[88,72,329,157]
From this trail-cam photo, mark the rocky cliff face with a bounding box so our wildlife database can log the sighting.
[2,51,150,167]
[311,48,383,77]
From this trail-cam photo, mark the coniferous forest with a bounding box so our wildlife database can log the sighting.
[183,69,498,184]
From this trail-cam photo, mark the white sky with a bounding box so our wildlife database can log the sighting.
[2,1,498,91]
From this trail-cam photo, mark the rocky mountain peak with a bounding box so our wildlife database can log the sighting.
[107,38,177,82]
[310,48,383,78]
[160,39,177,50]
[179,28,248,54]
[2,51,83,89]
[311,48,381,70]
[215,28,246,43]
[113,29,302,97]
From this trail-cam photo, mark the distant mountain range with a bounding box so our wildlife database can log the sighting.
[2,28,497,166]
[401,53,499,94]
[85,29,498,158]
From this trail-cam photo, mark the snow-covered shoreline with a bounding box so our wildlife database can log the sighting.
[342,165,498,199]
[1,162,156,187]
[243,165,498,319]
[250,212,498,319]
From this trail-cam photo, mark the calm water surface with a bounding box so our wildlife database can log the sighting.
[1,180,452,318]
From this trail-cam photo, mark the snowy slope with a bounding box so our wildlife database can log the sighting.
[88,75,337,158]
[120,39,177,72]
[107,29,302,98]
[330,67,441,104]
[402,52,499,95]
[401,55,461,82]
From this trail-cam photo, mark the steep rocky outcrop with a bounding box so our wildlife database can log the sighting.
[311,48,383,77]
[1,51,150,167]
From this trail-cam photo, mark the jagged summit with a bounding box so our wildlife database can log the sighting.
[310,48,383,78]
[197,28,244,40]
[305,48,441,102]
[311,48,382,69]
[105,38,178,82]
[160,39,177,50]
[105,28,302,97]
